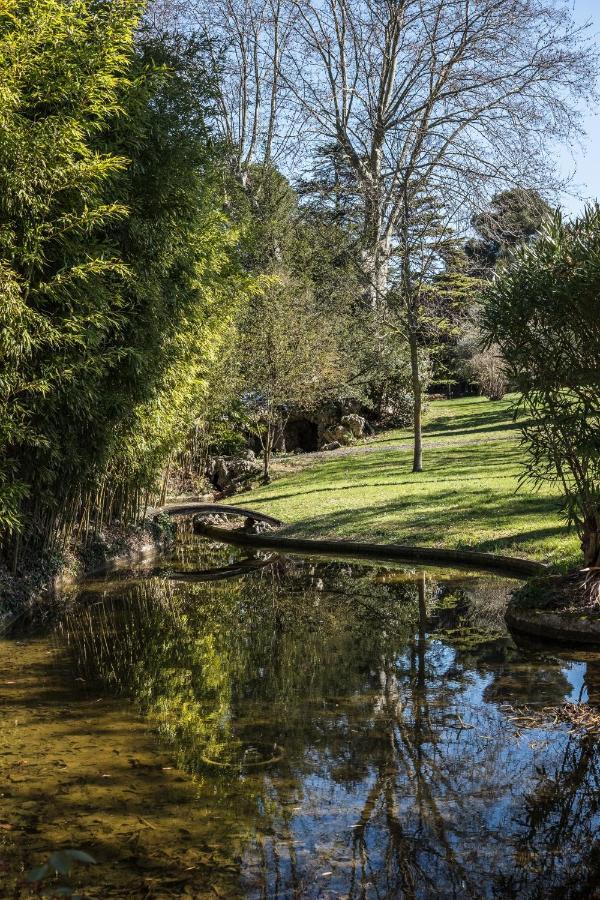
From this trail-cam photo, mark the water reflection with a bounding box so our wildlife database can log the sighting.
[51,540,600,897]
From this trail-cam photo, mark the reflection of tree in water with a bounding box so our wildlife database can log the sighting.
[62,548,600,898]
[497,731,600,898]
[431,580,574,708]
[63,556,423,771]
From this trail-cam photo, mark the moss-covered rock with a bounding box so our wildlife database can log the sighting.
[507,573,600,645]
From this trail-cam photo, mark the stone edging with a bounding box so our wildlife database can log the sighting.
[505,606,600,645]
[164,502,549,578]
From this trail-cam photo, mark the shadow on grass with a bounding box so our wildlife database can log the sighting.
[274,491,570,558]
[369,396,523,444]
[423,405,515,431]
[423,419,522,439]
[474,525,570,553]
[251,442,525,498]
[243,471,519,507]
[230,401,575,563]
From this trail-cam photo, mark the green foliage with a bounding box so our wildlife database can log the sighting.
[99,30,250,516]
[298,153,415,413]
[239,274,347,477]
[233,165,300,271]
[0,0,140,540]
[0,8,249,558]
[466,188,553,277]
[206,162,361,477]
[483,207,600,569]
[294,205,406,413]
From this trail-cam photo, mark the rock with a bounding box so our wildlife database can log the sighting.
[341,414,366,438]
[208,456,262,493]
[506,606,600,646]
[242,518,275,534]
[321,425,352,446]
[193,513,230,532]
[321,441,342,451]
[215,457,230,490]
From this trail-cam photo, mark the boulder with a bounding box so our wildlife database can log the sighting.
[322,424,353,446]
[242,517,275,534]
[208,455,262,494]
[341,414,366,438]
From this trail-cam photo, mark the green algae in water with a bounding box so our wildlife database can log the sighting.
[2,540,600,898]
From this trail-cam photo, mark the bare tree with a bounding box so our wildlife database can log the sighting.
[468,345,508,400]
[200,0,300,176]
[149,0,301,179]
[281,0,598,470]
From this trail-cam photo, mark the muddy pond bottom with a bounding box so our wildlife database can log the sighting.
[1,537,600,898]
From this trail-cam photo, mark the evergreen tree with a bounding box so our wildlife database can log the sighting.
[465,189,553,277]
[483,206,600,585]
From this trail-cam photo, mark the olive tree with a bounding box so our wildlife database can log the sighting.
[482,207,600,586]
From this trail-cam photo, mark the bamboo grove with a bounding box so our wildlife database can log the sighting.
[0,0,250,565]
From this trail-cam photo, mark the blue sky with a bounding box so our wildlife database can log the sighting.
[556,0,600,216]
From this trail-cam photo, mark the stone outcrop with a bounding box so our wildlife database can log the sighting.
[276,401,369,453]
[340,414,366,438]
[206,455,262,495]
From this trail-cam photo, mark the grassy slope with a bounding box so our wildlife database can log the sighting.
[231,394,580,569]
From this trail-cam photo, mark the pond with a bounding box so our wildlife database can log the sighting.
[1,535,600,898]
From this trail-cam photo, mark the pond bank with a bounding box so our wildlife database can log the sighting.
[190,512,547,578]
[506,605,600,645]
[506,573,600,645]
[0,517,175,631]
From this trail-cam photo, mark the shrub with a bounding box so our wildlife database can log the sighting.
[483,207,600,582]
[468,345,509,400]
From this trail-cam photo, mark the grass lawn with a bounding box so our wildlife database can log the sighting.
[230,394,580,570]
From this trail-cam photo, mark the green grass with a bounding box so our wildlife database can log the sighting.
[230,395,580,569]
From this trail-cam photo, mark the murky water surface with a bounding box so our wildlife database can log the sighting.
[1,537,600,898]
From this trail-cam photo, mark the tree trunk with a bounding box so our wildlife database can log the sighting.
[262,422,272,484]
[582,513,600,568]
[361,190,389,310]
[409,329,423,473]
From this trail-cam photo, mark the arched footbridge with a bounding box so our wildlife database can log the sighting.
[154,502,548,579]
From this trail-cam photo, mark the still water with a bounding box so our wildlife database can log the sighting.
[1,536,600,898]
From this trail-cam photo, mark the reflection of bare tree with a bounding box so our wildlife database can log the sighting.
[62,544,600,898]
[344,573,484,898]
[499,731,600,897]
